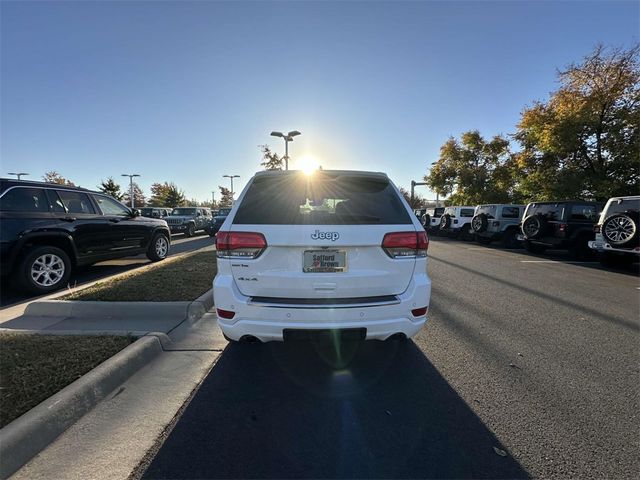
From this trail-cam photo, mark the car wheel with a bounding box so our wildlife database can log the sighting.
[569,237,595,260]
[16,246,72,294]
[476,235,492,245]
[598,252,631,268]
[502,229,519,249]
[602,212,639,248]
[471,214,488,233]
[524,241,547,254]
[147,232,170,261]
[185,223,196,237]
[522,214,547,240]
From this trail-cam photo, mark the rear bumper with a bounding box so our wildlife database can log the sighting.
[213,273,431,342]
[588,240,640,256]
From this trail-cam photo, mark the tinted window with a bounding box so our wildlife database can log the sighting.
[0,187,49,212]
[93,195,129,215]
[234,173,411,225]
[57,190,96,214]
[570,205,597,221]
[527,203,564,221]
[172,208,196,216]
[476,205,496,219]
[605,198,639,216]
[460,208,475,217]
[501,206,521,218]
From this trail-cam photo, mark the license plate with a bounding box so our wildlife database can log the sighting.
[303,250,346,273]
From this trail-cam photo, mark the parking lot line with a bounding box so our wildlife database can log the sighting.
[520,260,599,264]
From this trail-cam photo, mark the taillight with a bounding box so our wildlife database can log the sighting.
[216,308,235,319]
[412,306,428,317]
[382,231,428,258]
[593,224,601,233]
[216,231,267,259]
[557,223,567,237]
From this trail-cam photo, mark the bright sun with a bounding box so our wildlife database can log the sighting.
[297,155,320,175]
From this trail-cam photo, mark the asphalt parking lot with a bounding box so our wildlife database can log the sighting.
[141,238,639,479]
[0,234,213,308]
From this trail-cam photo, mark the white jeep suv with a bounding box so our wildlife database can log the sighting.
[589,195,639,266]
[213,170,431,343]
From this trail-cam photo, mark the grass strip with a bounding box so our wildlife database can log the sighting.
[0,333,134,427]
[61,250,217,302]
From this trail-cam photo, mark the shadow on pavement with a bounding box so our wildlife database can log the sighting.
[143,340,528,479]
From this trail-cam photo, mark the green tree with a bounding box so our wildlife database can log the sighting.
[147,182,171,206]
[259,144,284,170]
[43,171,75,186]
[514,44,640,201]
[98,177,124,201]
[425,131,515,205]
[164,183,187,208]
[122,182,146,208]
[218,186,234,207]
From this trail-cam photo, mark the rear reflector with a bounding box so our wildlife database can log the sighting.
[216,231,267,259]
[216,308,235,319]
[411,306,428,317]
[382,231,428,258]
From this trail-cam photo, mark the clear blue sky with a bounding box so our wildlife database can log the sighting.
[1,0,638,202]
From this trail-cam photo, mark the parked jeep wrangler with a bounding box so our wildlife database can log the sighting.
[0,179,171,293]
[438,206,475,239]
[422,207,445,234]
[519,200,602,258]
[139,207,172,219]
[209,207,232,236]
[589,195,639,266]
[472,204,525,248]
[165,207,212,237]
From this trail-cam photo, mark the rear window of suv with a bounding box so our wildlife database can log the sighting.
[526,203,565,221]
[0,187,49,212]
[476,205,496,218]
[233,173,412,225]
[604,198,640,216]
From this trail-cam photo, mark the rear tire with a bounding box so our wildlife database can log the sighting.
[502,229,519,249]
[147,232,170,262]
[524,241,547,254]
[16,246,72,294]
[476,235,492,245]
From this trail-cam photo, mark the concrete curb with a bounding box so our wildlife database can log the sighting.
[21,289,214,325]
[24,301,192,320]
[187,288,215,324]
[0,335,164,479]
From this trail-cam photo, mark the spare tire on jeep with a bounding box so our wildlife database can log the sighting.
[439,214,451,230]
[521,214,547,239]
[471,213,488,233]
[602,211,639,248]
[422,213,431,229]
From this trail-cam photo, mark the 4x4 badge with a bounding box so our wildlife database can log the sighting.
[311,230,340,241]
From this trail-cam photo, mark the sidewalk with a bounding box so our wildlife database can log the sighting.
[9,312,225,480]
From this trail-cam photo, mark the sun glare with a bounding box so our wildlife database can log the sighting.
[298,155,320,175]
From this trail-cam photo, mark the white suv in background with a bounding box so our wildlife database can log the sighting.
[589,195,639,266]
[438,206,475,239]
[213,170,431,343]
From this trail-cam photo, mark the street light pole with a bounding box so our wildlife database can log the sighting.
[121,173,141,209]
[223,175,240,201]
[270,130,301,170]
[8,172,29,180]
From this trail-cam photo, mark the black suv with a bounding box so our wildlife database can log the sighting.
[0,179,171,293]
[519,200,602,258]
